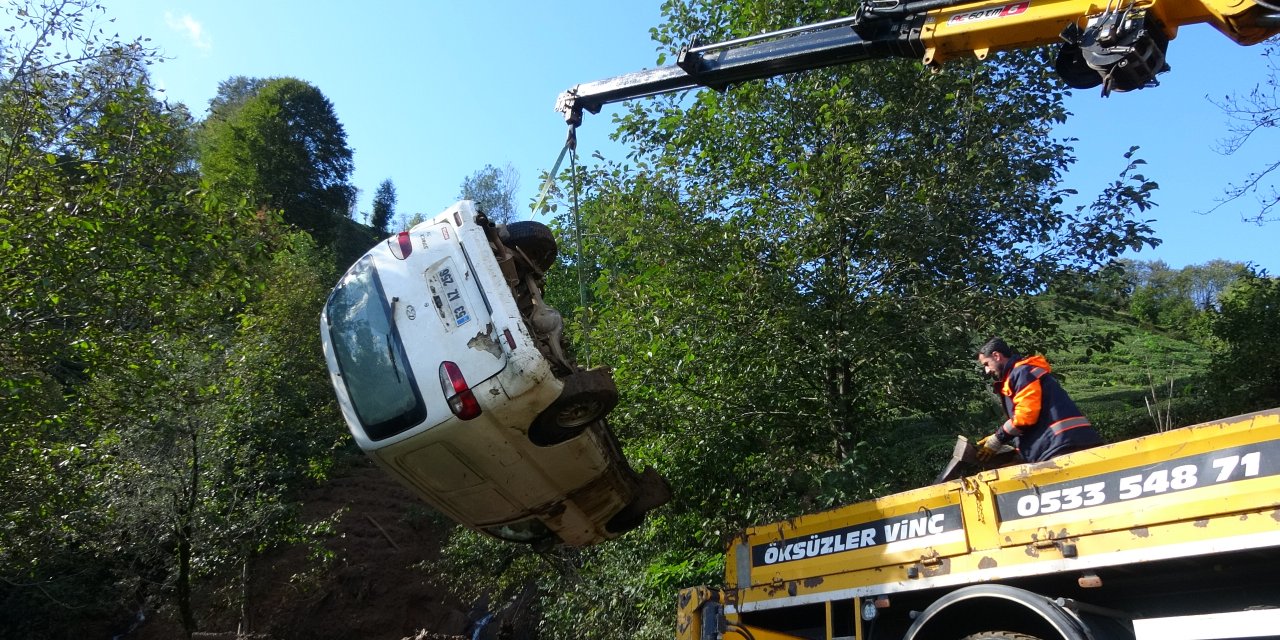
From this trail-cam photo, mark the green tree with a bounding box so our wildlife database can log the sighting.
[371,178,396,234]
[598,0,1156,489]
[1128,260,1190,326]
[0,0,256,486]
[393,210,428,231]
[459,162,519,223]
[205,74,269,118]
[440,2,1160,638]
[198,77,355,242]
[1059,259,1135,312]
[1208,272,1280,407]
[1127,259,1248,328]
[1185,259,1249,311]
[0,3,309,635]
[82,233,343,638]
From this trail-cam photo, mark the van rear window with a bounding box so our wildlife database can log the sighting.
[325,257,426,440]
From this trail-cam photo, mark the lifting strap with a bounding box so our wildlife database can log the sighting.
[531,126,575,215]
[533,125,591,366]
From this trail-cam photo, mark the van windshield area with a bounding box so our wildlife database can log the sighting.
[325,257,426,440]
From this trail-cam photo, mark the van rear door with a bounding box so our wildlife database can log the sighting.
[381,220,507,419]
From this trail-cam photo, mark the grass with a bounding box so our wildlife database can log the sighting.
[1049,305,1215,441]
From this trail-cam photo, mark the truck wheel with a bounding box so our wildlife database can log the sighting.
[530,369,618,445]
[960,633,1043,640]
[505,221,558,272]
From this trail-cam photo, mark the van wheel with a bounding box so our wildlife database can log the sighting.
[605,510,645,534]
[506,221,557,272]
[530,369,617,445]
[606,467,672,534]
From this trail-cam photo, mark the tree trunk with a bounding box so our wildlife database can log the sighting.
[177,524,196,639]
[176,426,201,639]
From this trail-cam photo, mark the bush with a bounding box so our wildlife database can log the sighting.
[1208,274,1280,408]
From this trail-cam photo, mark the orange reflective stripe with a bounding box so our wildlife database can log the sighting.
[1049,416,1091,434]
[1012,378,1043,426]
[1026,366,1048,379]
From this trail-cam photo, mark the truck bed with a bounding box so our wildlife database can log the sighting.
[723,408,1280,630]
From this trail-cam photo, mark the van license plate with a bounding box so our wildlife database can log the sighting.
[428,263,471,329]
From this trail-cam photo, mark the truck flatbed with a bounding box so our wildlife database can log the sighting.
[682,409,1280,640]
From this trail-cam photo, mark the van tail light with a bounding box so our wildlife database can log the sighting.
[439,361,481,420]
[388,231,413,260]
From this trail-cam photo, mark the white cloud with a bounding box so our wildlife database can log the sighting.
[164,12,212,51]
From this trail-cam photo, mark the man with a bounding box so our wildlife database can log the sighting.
[976,337,1102,463]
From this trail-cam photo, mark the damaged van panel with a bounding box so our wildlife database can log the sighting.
[467,330,504,359]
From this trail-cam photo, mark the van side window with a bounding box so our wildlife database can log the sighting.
[325,257,426,440]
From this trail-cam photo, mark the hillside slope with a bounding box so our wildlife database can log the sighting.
[135,459,474,640]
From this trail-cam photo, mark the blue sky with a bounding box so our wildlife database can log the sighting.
[87,1,1279,273]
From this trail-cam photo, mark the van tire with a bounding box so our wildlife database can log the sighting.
[530,369,618,445]
[506,221,558,272]
[606,467,672,534]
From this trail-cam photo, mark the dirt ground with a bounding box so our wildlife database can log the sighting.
[133,456,480,640]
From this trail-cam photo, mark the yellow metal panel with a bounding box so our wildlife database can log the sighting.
[920,0,1277,67]
[726,409,1280,613]
[923,0,1098,65]
[988,409,1280,546]
[1148,0,1277,44]
[727,484,969,592]
[724,625,810,640]
[676,586,718,640]
[731,505,1280,609]
[824,600,833,640]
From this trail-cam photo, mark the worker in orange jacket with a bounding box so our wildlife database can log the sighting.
[975,337,1102,463]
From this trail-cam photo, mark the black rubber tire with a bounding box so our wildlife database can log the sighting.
[505,221,558,272]
[959,633,1043,640]
[605,509,645,534]
[529,369,618,446]
[606,467,672,534]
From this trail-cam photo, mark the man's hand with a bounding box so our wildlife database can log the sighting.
[975,435,1002,462]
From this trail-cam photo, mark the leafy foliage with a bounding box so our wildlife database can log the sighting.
[1207,272,1280,406]
[1,4,348,636]
[79,233,344,636]
[459,162,520,224]
[197,76,356,243]
[1125,259,1249,331]
[371,178,396,234]
[206,75,270,118]
[2,2,1272,639]
[1050,301,1215,439]
[438,1,1161,638]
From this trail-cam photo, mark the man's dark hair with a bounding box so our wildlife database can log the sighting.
[979,337,1013,358]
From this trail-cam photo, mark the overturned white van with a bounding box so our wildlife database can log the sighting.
[320,200,669,548]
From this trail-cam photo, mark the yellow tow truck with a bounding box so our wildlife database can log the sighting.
[677,409,1280,639]
[555,1,1280,638]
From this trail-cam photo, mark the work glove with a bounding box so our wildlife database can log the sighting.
[975,434,1002,462]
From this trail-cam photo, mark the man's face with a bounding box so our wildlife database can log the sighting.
[978,352,1007,379]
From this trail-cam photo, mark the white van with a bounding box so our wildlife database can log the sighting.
[320,201,668,548]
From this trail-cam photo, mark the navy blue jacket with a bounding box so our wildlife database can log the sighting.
[992,353,1101,463]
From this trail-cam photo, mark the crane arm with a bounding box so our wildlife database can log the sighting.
[557,0,1280,126]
